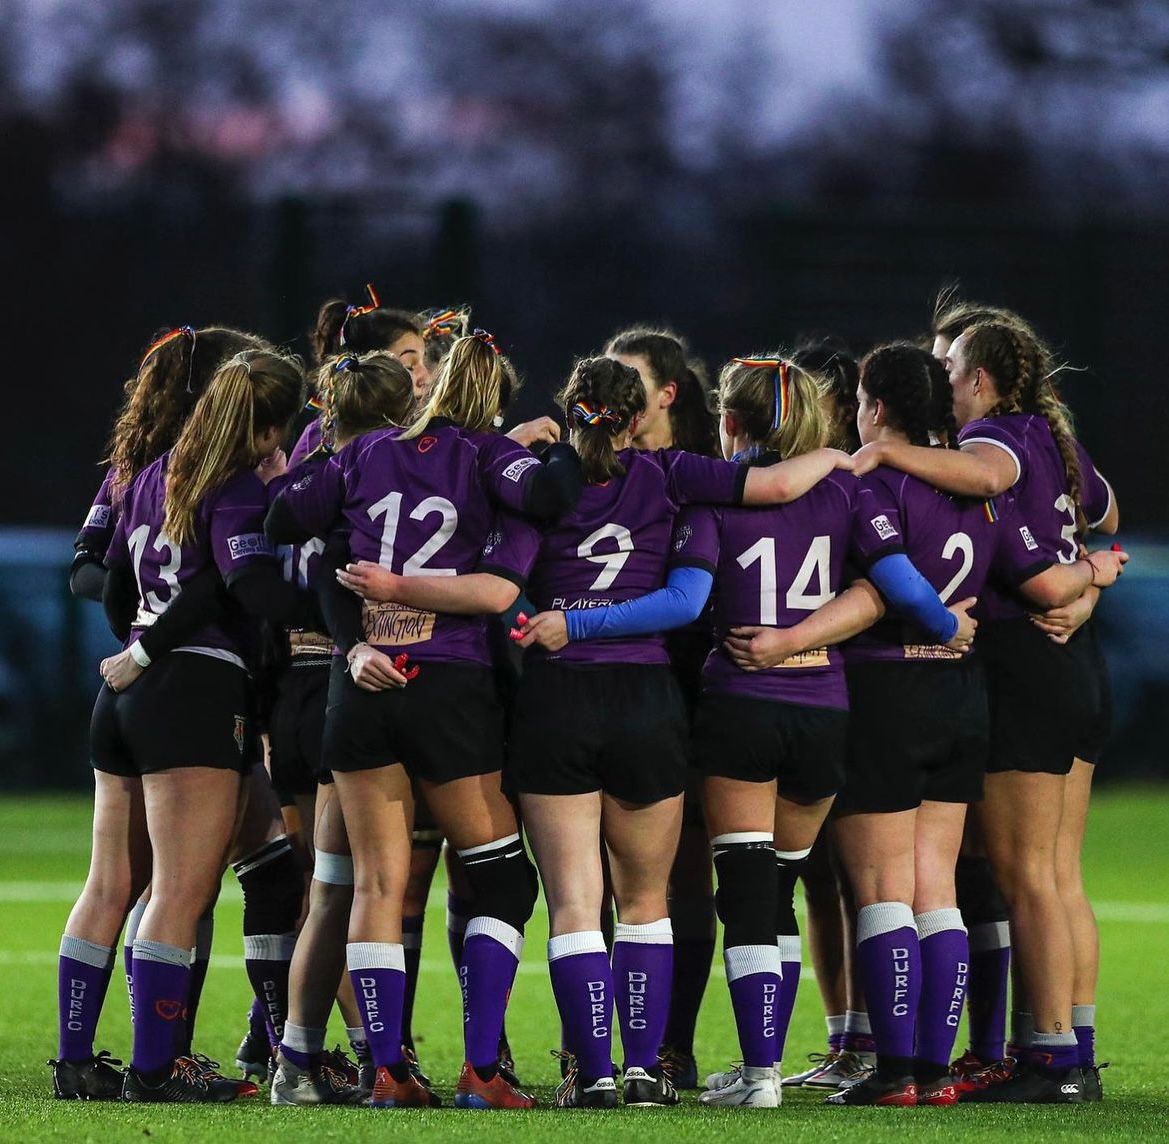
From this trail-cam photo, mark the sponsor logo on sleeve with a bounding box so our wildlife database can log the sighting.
[502,455,540,482]
[1019,525,1038,551]
[870,514,898,541]
[228,532,274,560]
[673,523,693,551]
[291,474,314,492]
[84,504,111,529]
[482,530,502,557]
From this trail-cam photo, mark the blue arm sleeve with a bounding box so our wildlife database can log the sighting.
[565,566,714,642]
[868,553,959,643]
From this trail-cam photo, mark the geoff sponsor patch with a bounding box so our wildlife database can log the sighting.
[870,515,898,541]
[84,504,112,529]
[362,600,437,646]
[1019,525,1038,551]
[502,456,540,482]
[228,532,274,560]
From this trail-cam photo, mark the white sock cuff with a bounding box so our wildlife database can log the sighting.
[244,932,297,961]
[60,935,113,968]
[724,943,781,983]
[282,1022,326,1054]
[969,920,1010,952]
[1072,1004,1096,1028]
[466,916,524,959]
[346,1025,367,1044]
[457,832,521,859]
[1032,1030,1077,1048]
[776,934,801,962]
[845,1009,871,1034]
[124,901,148,947]
[857,901,915,944]
[774,846,813,862]
[915,907,967,940]
[548,931,606,961]
[133,938,193,968]
[347,941,405,973]
[711,831,773,850]
[614,918,673,945]
[313,850,354,886]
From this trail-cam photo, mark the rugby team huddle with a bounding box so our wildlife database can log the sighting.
[51,284,1126,1110]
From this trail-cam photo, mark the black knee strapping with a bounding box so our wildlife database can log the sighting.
[775,853,808,937]
[713,839,777,948]
[233,838,303,935]
[458,833,538,932]
[956,855,1009,926]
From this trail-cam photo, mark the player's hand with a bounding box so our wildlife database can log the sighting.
[723,625,795,670]
[100,648,144,692]
[1029,589,1098,643]
[850,441,884,476]
[256,448,288,485]
[945,597,978,653]
[824,447,856,473]
[1086,547,1128,588]
[506,417,561,448]
[512,610,568,651]
[346,643,409,691]
[337,561,401,602]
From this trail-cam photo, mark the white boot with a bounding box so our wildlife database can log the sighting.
[698,1064,780,1107]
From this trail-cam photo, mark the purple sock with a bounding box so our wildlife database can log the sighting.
[347,942,405,1070]
[612,919,673,1070]
[461,918,522,1069]
[856,902,920,1071]
[1072,1005,1096,1068]
[401,913,424,1047]
[967,921,1010,1062]
[775,935,802,1065]
[280,1021,325,1070]
[123,900,146,1021]
[915,908,969,1068]
[725,944,782,1068]
[447,894,471,969]
[549,931,613,1081]
[1030,1031,1080,1071]
[131,939,191,1075]
[244,932,296,1049]
[57,936,114,1061]
[843,1009,875,1054]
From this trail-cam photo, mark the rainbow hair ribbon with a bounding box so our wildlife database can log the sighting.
[732,358,792,430]
[338,283,381,346]
[423,309,463,340]
[140,326,197,391]
[572,402,621,426]
[471,327,502,356]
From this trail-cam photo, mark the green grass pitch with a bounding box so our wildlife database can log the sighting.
[1,786,1167,1142]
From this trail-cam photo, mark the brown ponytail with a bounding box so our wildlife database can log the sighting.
[558,357,646,484]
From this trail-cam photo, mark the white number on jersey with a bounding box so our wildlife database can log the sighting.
[281,537,327,589]
[736,534,834,624]
[368,492,460,575]
[127,523,181,615]
[578,523,634,590]
[938,531,975,603]
[1054,493,1078,564]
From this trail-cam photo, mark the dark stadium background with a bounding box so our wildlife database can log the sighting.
[0,0,1165,785]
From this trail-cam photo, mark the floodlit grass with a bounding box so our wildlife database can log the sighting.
[1,786,1167,1142]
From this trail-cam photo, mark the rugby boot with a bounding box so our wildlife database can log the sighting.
[825,1074,917,1106]
[623,1065,679,1106]
[48,1050,123,1100]
[122,1056,240,1103]
[698,1065,779,1107]
[367,1064,441,1108]
[553,1063,618,1109]
[454,1060,537,1108]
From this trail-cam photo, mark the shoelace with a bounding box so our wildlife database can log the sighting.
[174,1056,212,1089]
[323,1047,360,1084]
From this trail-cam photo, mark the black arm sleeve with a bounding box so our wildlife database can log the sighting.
[264,496,314,546]
[69,553,107,602]
[317,537,364,656]
[520,442,583,520]
[137,566,228,661]
[101,562,139,642]
[228,563,324,631]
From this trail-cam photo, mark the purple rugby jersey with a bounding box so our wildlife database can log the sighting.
[105,453,278,666]
[502,448,748,667]
[271,421,542,664]
[74,465,119,560]
[288,418,323,469]
[958,415,1112,620]
[671,468,860,707]
[844,466,1051,662]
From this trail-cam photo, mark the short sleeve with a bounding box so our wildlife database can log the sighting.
[991,497,1056,586]
[660,450,748,507]
[668,505,720,574]
[75,467,119,558]
[958,418,1024,488]
[476,435,544,513]
[272,456,346,541]
[851,473,907,570]
[1075,442,1114,530]
[209,473,278,584]
[476,510,543,588]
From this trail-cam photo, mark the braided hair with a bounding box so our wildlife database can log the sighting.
[960,320,1085,531]
[559,357,647,484]
[860,342,958,450]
